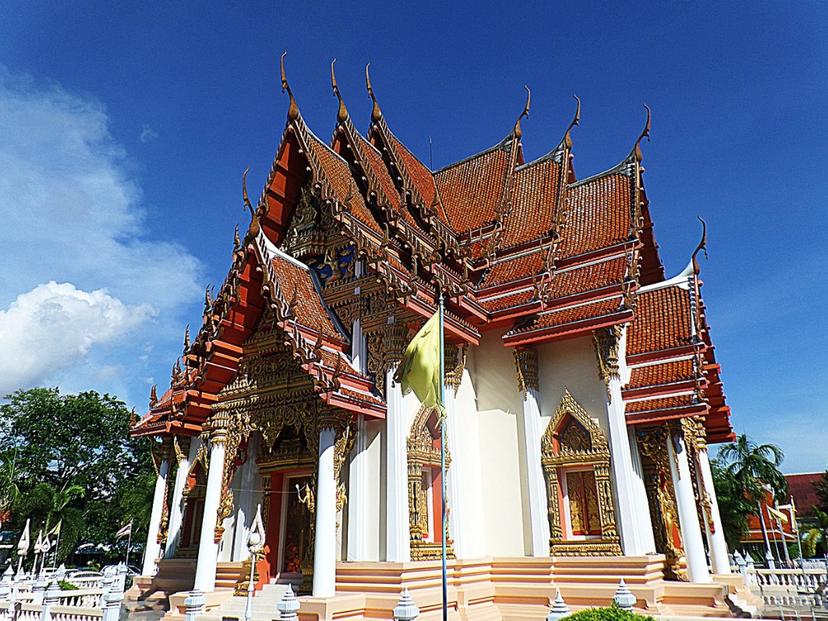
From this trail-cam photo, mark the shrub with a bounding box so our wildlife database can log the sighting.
[567,606,653,621]
[57,580,79,591]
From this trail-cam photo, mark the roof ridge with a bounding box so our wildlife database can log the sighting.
[433,135,515,175]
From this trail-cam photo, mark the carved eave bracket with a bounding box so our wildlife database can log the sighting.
[514,348,539,396]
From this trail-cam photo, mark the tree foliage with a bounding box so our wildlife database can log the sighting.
[711,458,755,550]
[718,434,787,502]
[0,387,154,561]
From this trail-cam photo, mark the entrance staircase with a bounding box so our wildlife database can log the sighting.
[196,582,291,621]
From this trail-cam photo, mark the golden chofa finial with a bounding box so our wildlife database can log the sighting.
[632,103,651,162]
[280,51,299,122]
[691,216,708,274]
[365,63,382,123]
[563,94,581,149]
[513,85,531,139]
[242,166,260,237]
[330,58,348,124]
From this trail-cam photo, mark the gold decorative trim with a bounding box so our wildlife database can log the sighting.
[541,390,621,556]
[593,325,622,397]
[514,348,539,394]
[638,426,686,580]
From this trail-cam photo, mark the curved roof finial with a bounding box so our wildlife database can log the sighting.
[691,216,708,274]
[562,94,581,149]
[513,85,531,139]
[241,167,254,218]
[280,51,299,122]
[365,63,382,123]
[242,166,260,237]
[632,103,651,162]
[330,58,348,124]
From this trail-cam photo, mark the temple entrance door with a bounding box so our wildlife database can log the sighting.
[562,468,602,538]
[278,473,314,579]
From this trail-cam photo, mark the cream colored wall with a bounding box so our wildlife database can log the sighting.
[473,330,526,557]
[536,336,608,436]
[450,354,487,558]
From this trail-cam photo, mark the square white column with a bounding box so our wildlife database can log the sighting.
[142,451,170,576]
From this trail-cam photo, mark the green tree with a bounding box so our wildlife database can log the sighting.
[717,434,787,555]
[719,434,787,501]
[0,387,154,562]
[0,449,20,523]
[801,508,828,558]
[711,458,756,550]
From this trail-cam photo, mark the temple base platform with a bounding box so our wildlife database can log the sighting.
[141,556,756,621]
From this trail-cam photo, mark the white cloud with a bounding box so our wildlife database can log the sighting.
[139,124,158,143]
[0,66,202,400]
[0,282,153,393]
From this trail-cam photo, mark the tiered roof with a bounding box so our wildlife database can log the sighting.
[134,57,732,443]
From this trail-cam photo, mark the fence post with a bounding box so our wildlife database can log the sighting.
[98,566,115,607]
[613,579,635,611]
[183,590,205,621]
[393,587,419,621]
[276,585,300,621]
[39,581,60,621]
[0,567,12,600]
[31,572,47,604]
[547,590,570,621]
[103,571,125,621]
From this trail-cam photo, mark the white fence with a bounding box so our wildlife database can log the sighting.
[0,564,124,621]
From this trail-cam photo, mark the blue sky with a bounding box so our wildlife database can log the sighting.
[0,2,825,471]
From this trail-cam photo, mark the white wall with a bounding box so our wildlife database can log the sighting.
[536,336,609,436]
[473,330,526,557]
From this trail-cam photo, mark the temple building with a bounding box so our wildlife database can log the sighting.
[130,57,743,619]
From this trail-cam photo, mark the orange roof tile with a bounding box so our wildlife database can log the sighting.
[545,256,628,300]
[480,288,535,312]
[627,358,695,389]
[434,145,511,232]
[625,394,696,413]
[482,250,546,287]
[271,254,343,342]
[513,297,622,333]
[558,173,632,259]
[500,158,563,247]
[627,285,694,355]
[305,133,382,234]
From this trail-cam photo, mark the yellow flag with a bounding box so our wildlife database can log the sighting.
[393,311,442,409]
[767,506,789,524]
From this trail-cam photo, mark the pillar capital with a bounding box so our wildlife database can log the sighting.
[209,411,230,444]
[513,347,539,394]
[593,325,622,393]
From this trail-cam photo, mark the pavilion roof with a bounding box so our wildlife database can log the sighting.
[132,63,731,443]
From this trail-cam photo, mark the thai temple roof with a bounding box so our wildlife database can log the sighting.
[133,56,733,444]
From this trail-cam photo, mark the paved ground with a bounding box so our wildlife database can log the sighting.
[121,608,165,621]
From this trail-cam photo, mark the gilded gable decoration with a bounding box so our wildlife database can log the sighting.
[541,390,620,556]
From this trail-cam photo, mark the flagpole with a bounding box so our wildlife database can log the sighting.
[438,292,448,621]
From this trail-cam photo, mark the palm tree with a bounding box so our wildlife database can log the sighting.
[719,434,787,563]
[719,434,787,499]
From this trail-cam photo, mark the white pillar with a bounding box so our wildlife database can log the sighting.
[231,434,259,562]
[165,438,200,559]
[313,426,337,598]
[142,450,170,575]
[667,430,711,583]
[518,387,551,556]
[386,365,411,562]
[697,447,731,574]
[193,427,227,592]
[601,327,655,556]
[628,434,657,554]
[347,415,368,561]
